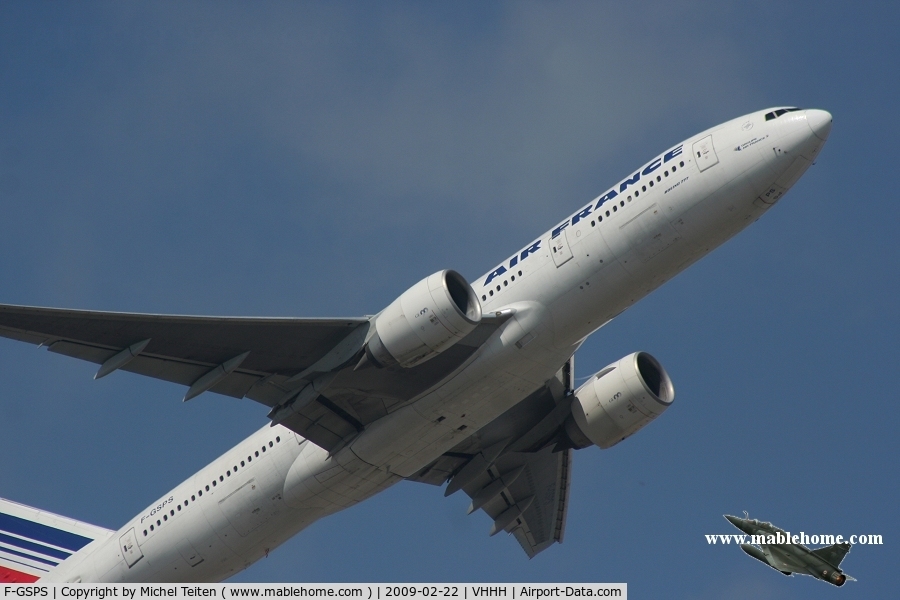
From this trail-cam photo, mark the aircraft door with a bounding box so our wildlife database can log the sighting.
[550,229,574,267]
[692,135,719,172]
[119,528,144,568]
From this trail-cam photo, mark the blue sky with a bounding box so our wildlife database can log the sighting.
[1,2,897,597]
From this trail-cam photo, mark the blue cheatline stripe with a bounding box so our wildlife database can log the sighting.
[0,544,59,567]
[0,554,50,573]
[0,532,71,560]
[0,513,93,552]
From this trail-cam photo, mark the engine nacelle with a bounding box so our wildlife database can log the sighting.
[564,352,674,449]
[365,270,482,368]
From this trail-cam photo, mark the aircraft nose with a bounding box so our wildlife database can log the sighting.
[806,109,832,141]
[724,514,742,527]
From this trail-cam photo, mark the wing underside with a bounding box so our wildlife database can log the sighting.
[0,303,505,453]
[408,359,576,557]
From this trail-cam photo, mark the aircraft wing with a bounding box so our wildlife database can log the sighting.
[760,545,804,573]
[408,360,575,557]
[0,303,506,452]
[490,446,571,557]
[0,303,368,402]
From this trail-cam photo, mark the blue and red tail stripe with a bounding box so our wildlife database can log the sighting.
[0,497,112,582]
[0,563,39,583]
[0,513,93,552]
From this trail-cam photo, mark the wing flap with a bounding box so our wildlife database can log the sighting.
[497,448,571,557]
[406,454,469,486]
[451,447,571,558]
[46,339,265,400]
[279,409,352,451]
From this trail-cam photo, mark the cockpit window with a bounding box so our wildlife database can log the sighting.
[765,107,802,121]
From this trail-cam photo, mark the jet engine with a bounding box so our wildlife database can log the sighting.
[563,352,674,449]
[364,270,482,368]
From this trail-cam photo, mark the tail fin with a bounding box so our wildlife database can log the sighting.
[0,497,113,582]
[811,543,851,568]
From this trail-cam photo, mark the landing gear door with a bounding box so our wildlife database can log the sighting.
[692,135,719,172]
[550,230,574,267]
[120,528,144,568]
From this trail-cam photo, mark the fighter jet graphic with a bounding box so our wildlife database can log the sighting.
[724,514,856,586]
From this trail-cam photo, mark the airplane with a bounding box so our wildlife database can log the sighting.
[724,514,855,586]
[0,106,832,583]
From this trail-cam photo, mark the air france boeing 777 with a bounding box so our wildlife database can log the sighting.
[0,107,831,583]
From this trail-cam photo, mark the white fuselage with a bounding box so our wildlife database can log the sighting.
[43,107,830,583]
